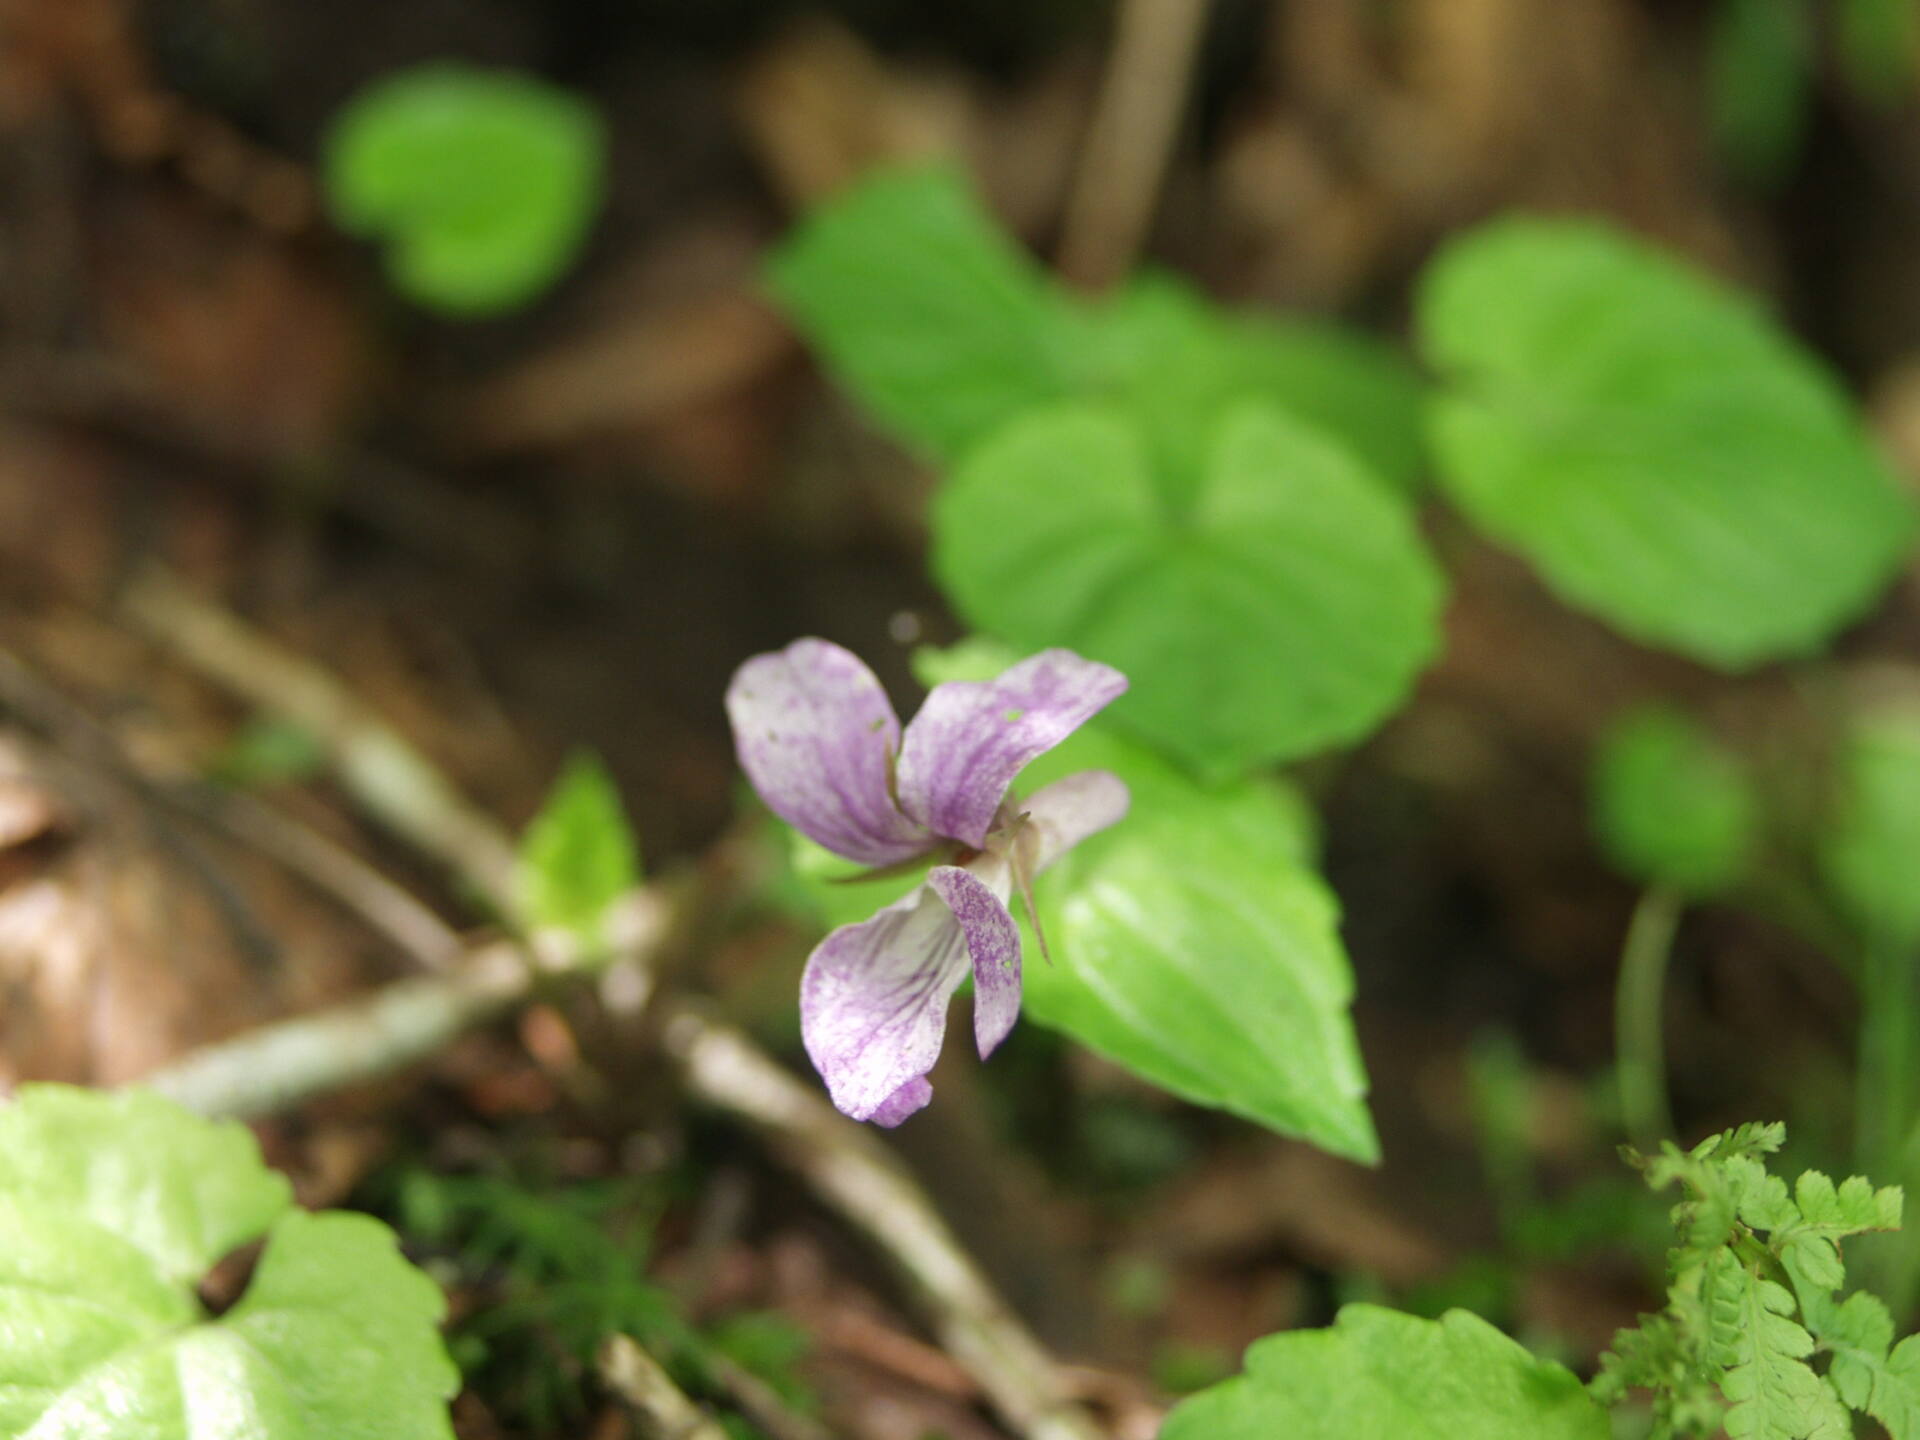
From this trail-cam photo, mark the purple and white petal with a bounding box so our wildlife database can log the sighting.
[727,638,932,867]
[799,884,972,1123]
[868,1079,933,1128]
[895,650,1128,848]
[926,865,1023,1060]
[1016,770,1131,874]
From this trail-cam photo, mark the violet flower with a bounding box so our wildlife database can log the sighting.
[726,640,1129,1125]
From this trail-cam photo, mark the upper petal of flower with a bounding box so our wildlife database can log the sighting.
[895,649,1128,848]
[727,638,932,866]
[1017,769,1132,873]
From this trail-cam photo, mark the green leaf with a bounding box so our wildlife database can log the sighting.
[517,750,641,941]
[1719,1262,1851,1440]
[325,62,604,315]
[1028,739,1375,1161]
[0,1085,458,1440]
[932,402,1445,775]
[1591,705,1758,896]
[1709,0,1815,186]
[1161,1305,1609,1439]
[0,1086,291,1286]
[1084,271,1428,495]
[1819,706,1920,948]
[1420,217,1915,669]
[765,166,1077,462]
[766,170,1430,494]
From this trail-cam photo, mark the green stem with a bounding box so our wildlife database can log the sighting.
[1855,930,1920,1314]
[1617,887,1684,1152]
[1856,932,1920,1175]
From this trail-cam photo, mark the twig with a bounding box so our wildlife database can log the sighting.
[598,1335,732,1440]
[666,1012,1102,1440]
[119,565,520,907]
[120,570,1109,1440]
[1057,0,1214,291]
[0,643,461,970]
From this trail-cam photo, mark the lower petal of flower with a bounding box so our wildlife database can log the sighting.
[925,865,1023,1060]
[799,885,973,1123]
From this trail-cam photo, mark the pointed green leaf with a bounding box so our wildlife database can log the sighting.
[1421,217,1914,669]
[1162,1306,1609,1439]
[517,750,641,941]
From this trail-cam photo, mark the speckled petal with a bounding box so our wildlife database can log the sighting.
[927,864,1023,1059]
[895,649,1128,847]
[799,883,971,1123]
[726,638,932,866]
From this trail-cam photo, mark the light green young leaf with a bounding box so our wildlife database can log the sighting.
[517,750,641,942]
[0,1086,458,1440]
[325,62,604,315]
[1719,1262,1851,1440]
[1769,1171,1903,1293]
[932,401,1444,775]
[766,166,1076,462]
[1818,706,1920,949]
[1161,1305,1609,1439]
[1592,705,1758,897]
[1420,217,1915,669]
[0,1086,291,1286]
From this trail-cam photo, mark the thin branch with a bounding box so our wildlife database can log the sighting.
[119,565,521,907]
[0,644,462,970]
[666,1011,1104,1440]
[119,569,1110,1440]
[599,1334,732,1440]
[1057,0,1213,292]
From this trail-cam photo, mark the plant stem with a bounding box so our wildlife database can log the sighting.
[1617,887,1683,1151]
[1855,929,1920,1313]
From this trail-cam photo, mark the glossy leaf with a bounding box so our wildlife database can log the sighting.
[1421,217,1915,668]
[0,1085,458,1440]
[1161,1306,1609,1439]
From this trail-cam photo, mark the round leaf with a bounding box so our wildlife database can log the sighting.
[325,62,604,315]
[931,403,1446,776]
[1819,707,1920,949]
[1420,217,1915,668]
[1591,705,1758,896]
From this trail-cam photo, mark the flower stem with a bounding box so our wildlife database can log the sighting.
[1617,887,1683,1151]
